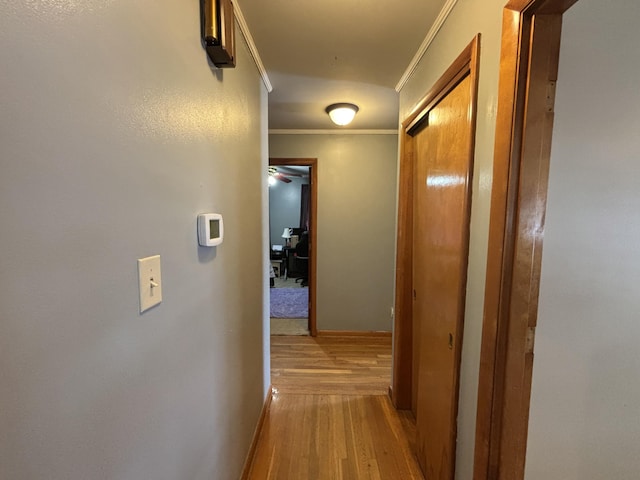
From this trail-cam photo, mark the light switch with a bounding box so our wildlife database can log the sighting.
[138,255,162,313]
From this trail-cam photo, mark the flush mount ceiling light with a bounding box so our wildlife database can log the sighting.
[325,103,359,126]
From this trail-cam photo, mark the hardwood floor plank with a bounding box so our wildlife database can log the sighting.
[247,393,423,479]
[245,336,424,479]
[271,336,393,396]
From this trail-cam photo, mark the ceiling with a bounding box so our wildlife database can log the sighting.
[235,0,449,131]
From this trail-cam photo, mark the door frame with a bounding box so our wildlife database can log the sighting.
[392,35,481,410]
[473,1,579,479]
[269,157,318,337]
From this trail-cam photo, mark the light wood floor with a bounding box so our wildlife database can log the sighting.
[246,336,424,479]
[271,335,392,396]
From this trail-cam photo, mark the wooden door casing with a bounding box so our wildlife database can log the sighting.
[269,158,318,337]
[473,1,580,479]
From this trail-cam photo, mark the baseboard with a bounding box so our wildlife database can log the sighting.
[240,385,273,480]
[317,330,392,338]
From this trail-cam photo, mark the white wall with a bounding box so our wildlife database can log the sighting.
[525,1,640,478]
[0,1,268,479]
[270,134,398,332]
[399,0,506,477]
[269,175,309,246]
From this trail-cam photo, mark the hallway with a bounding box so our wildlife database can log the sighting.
[245,336,424,479]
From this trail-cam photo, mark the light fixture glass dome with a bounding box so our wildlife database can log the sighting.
[326,103,359,126]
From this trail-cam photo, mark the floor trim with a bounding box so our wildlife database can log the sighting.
[317,330,392,338]
[240,385,274,480]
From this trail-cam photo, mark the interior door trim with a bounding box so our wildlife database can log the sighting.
[473,1,579,478]
[269,157,318,336]
[392,35,481,410]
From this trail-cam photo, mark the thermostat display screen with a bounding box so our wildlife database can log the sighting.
[210,219,220,239]
[198,213,224,247]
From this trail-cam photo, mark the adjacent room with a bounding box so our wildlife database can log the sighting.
[268,164,311,336]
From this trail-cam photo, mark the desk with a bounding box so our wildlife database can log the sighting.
[270,259,283,277]
[270,249,285,277]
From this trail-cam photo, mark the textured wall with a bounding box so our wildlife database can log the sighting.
[269,175,309,247]
[0,1,268,479]
[526,1,640,478]
[269,134,398,332]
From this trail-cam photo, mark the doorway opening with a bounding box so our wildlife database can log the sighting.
[473,1,582,479]
[268,157,317,337]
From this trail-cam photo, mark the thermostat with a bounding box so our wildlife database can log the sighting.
[197,213,224,247]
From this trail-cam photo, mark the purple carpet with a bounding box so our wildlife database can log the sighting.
[270,288,308,318]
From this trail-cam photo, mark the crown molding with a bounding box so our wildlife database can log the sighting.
[234,1,273,93]
[395,0,459,92]
[269,129,399,135]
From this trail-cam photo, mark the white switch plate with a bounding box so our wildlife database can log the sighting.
[138,255,162,313]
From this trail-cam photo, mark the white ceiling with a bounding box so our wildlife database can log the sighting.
[235,0,449,131]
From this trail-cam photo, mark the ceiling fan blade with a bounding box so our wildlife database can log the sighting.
[277,167,307,177]
[275,173,292,183]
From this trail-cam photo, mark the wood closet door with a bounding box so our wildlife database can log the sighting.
[412,74,473,480]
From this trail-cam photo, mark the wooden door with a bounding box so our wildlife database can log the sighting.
[412,73,474,479]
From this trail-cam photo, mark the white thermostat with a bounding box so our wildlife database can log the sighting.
[197,213,224,247]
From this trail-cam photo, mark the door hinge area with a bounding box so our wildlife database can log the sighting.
[545,81,556,113]
[525,326,536,354]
